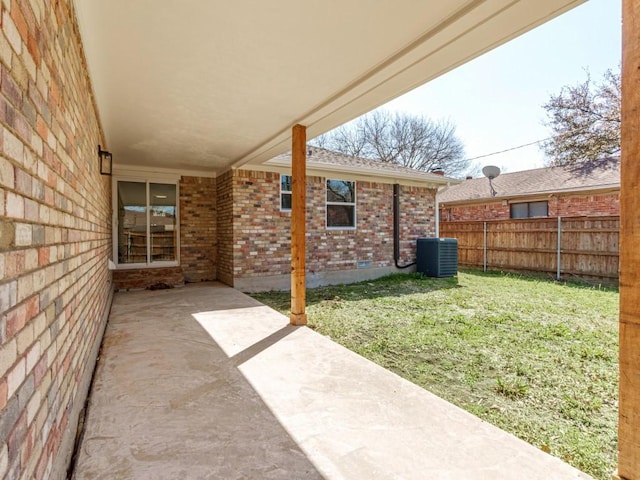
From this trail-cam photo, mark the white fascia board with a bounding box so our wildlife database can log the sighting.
[247,159,460,188]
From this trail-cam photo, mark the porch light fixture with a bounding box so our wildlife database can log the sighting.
[98,145,113,175]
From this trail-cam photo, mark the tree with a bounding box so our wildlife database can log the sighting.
[542,68,620,166]
[313,110,469,177]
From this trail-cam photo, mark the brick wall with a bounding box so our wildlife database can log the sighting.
[232,170,290,278]
[305,179,393,274]
[112,267,184,291]
[179,176,216,282]
[398,184,436,265]
[551,191,619,216]
[230,169,436,281]
[440,201,509,221]
[216,170,233,286]
[111,175,217,290]
[0,1,112,479]
[440,190,620,222]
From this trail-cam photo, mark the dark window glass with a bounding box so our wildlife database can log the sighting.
[281,193,292,210]
[326,179,356,228]
[117,181,177,265]
[326,180,355,203]
[149,183,177,262]
[327,205,355,227]
[529,201,548,217]
[117,181,147,264]
[281,175,292,192]
[510,201,548,219]
[510,203,529,219]
[281,175,292,210]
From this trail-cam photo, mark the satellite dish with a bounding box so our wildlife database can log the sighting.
[482,165,501,180]
[482,165,501,197]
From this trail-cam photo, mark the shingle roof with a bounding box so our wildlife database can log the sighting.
[438,157,620,204]
[268,147,457,184]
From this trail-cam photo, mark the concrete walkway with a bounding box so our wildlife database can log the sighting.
[72,282,590,479]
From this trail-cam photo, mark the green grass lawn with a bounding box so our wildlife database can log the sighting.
[250,270,619,480]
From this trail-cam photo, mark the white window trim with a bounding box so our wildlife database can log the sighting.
[280,174,292,212]
[112,176,180,269]
[326,178,357,230]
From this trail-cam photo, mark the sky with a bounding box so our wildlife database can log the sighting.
[382,0,621,175]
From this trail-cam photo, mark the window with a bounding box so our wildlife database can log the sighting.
[510,201,548,219]
[326,179,356,228]
[115,179,178,266]
[280,174,292,211]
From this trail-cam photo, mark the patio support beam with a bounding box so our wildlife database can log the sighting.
[290,124,307,326]
[619,1,640,478]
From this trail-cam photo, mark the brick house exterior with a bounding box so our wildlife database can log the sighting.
[0,11,450,470]
[0,1,112,477]
[112,148,447,292]
[439,159,620,222]
[0,2,623,479]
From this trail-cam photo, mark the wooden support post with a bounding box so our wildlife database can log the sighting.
[619,2,640,478]
[290,124,307,326]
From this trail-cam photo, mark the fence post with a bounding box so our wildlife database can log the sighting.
[483,221,487,272]
[557,216,562,281]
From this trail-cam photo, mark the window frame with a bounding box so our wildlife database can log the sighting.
[509,200,548,219]
[280,174,292,212]
[325,178,357,230]
[112,176,180,269]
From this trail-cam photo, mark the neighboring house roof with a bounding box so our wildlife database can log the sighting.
[262,147,460,187]
[438,157,620,205]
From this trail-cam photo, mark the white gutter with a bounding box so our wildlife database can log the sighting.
[262,158,460,187]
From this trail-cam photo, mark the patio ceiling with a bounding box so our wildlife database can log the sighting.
[73,0,584,175]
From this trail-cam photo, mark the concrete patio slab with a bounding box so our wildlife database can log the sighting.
[72,282,591,479]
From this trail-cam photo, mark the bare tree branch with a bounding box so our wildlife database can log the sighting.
[310,109,468,177]
[542,68,621,166]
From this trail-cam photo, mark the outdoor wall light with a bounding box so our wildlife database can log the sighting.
[98,145,113,175]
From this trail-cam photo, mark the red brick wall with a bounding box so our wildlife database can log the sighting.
[232,170,290,278]
[440,202,509,221]
[0,1,112,478]
[216,170,233,285]
[112,267,184,290]
[305,179,393,274]
[440,191,620,222]
[550,192,619,216]
[230,169,436,280]
[180,176,216,282]
[397,184,436,265]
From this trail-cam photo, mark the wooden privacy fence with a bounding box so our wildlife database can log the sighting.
[439,216,620,281]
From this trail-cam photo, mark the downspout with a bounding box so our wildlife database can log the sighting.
[393,183,416,269]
